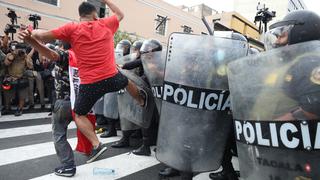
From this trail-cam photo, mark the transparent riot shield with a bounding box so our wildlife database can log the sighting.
[100,53,135,119]
[228,40,320,180]
[141,50,167,112]
[93,97,104,115]
[103,92,119,119]
[156,33,249,172]
[116,54,155,128]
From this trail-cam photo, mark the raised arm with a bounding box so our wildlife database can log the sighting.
[31,29,56,43]
[103,0,124,21]
[18,30,59,61]
[26,55,33,70]
[27,48,35,58]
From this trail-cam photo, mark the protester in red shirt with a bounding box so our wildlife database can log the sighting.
[19,0,146,163]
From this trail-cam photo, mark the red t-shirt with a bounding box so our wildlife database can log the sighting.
[51,15,119,84]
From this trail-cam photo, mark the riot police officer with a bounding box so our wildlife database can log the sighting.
[265,10,320,120]
[131,39,162,156]
[111,39,143,148]
[226,10,320,180]
[122,40,144,76]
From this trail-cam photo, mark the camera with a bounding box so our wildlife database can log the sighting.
[254,3,276,33]
[4,8,20,40]
[28,14,41,22]
[6,8,17,21]
[10,42,28,56]
[28,14,41,29]
[4,24,20,34]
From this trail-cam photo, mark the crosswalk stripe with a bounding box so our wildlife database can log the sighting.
[0,135,121,166]
[0,118,51,130]
[0,122,77,139]
[0,113,51,122]
[0,118,240,180]
[31,150,160,180]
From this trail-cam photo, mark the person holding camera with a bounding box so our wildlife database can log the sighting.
[3,42,33,116]
[26,47,45,109]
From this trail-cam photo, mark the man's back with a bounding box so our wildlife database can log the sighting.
[51,16,119,84]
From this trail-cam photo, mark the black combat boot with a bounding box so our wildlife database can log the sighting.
[132,144,151,156]
[130,129,143,139]
[132,137,151,156]
[111,130,132,148]
[100,119,117,138]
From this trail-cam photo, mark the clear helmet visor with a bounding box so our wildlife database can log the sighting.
[128,52,139,61]
[264,25,294,50]
[130,46,140,54]
[115,43,125,52]
[140,42,161,54]
[115,49,124,59]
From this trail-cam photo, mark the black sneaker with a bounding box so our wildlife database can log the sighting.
[86,143,108,163]
[14,109,23,116]
[54,165,76,177]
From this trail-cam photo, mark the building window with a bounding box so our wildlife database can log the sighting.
[297,0,305,9]
[87,0,106,18]
[155,15,168,36]
[181,25,193,34]
[36,0,58,6]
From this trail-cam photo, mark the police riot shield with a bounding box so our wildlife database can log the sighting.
[228,41,320,180]
[103,92,119,119]
[93,97,104,115]
[156,33,249,172]
[100,53,135,119]
[141,50,167,112]
[116,54,155,128]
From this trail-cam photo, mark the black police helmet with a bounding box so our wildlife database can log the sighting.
[140,39,162,54]
[270,10,320,45]
[131,40,143,53]
[116,39,131,56]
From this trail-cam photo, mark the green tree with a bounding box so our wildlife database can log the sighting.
[114,30,138,47]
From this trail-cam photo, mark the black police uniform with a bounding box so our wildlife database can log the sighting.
[282,54,320,119]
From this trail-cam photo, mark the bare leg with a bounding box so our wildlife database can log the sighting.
[74,114,100,147]
[125,80,144,106]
